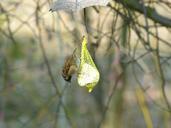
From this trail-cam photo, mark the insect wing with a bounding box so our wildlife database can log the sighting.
[50,0,78,11]
[79,0,109,10]
[50,0,109,12]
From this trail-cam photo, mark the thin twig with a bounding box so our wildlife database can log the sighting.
[97,72,123,128]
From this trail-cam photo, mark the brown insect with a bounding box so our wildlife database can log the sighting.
[62,49,78,82]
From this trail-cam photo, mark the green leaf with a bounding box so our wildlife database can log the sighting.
[77,36,100,92]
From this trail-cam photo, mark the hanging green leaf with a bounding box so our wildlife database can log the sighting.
[77,36,100,92]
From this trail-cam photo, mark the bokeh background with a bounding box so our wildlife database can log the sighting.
[0,0,171,128]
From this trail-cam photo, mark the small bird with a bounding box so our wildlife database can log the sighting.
[62,49,78,82]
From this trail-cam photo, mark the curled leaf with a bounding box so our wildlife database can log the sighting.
[77,36,100,92]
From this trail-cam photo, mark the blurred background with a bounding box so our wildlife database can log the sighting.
[0,0,171,128]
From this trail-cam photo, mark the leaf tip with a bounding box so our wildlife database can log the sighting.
[88,87,93,93]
